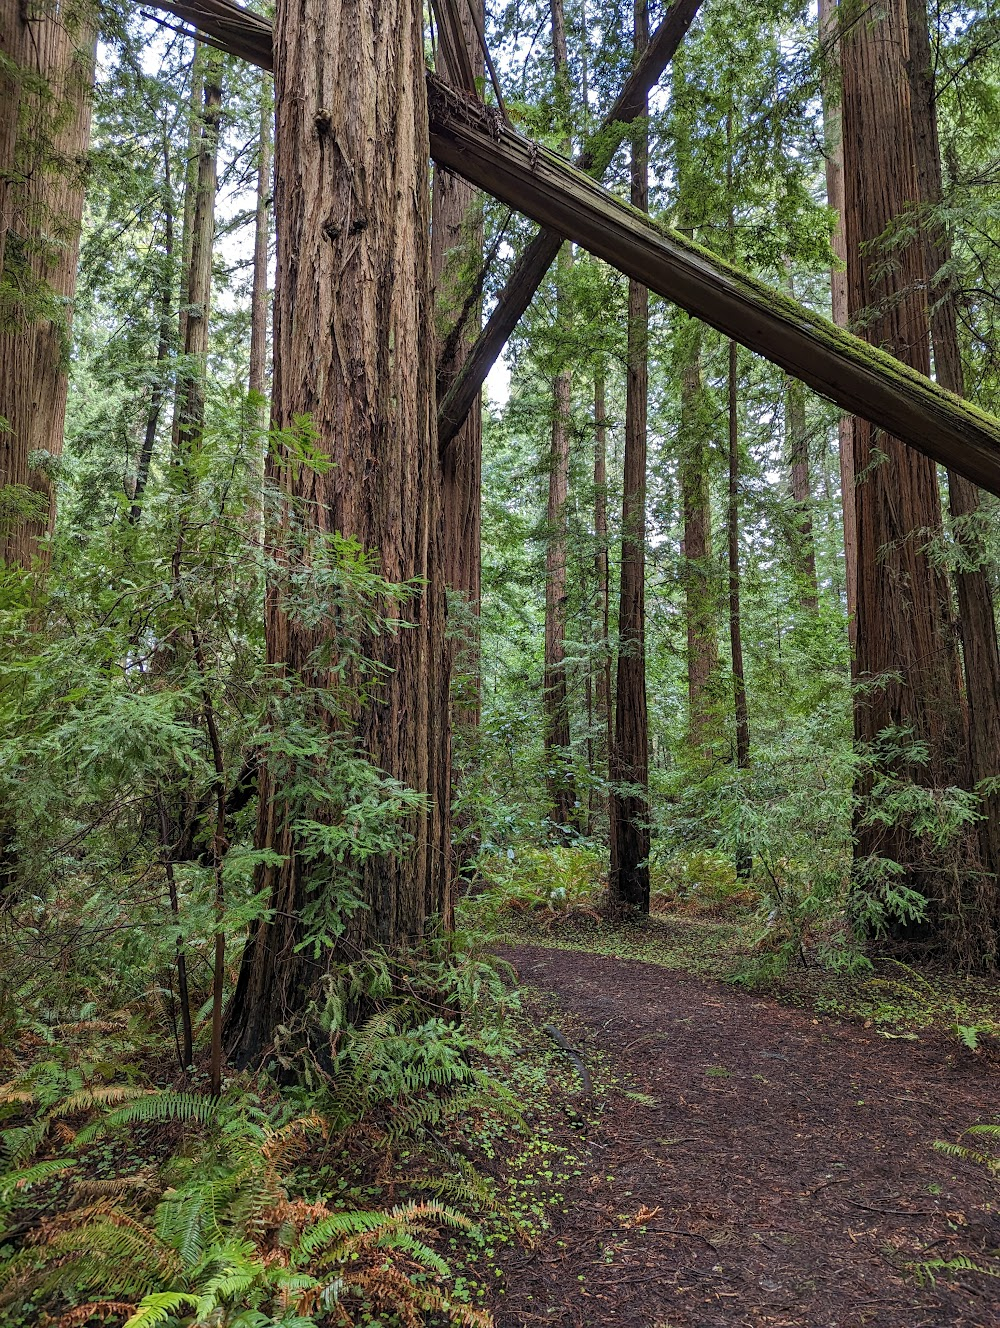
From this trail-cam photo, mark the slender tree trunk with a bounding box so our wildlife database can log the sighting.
[906,0,1000,914]
[174,46,222,455]
[727,339,751,879]
[432,0,483,871]
[785,369,819,612]
[543,0,579,833]
[248,77,271,406]
[130,142,176,524]
[818,0,857,644]
[609,0,650,912]
[225,0,447,1064]
[679,324,718,748]
[593,369,613,820]
[841,0,989,959]
[0,0,93,567]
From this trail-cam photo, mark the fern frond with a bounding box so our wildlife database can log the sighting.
[52,1085,152,1119]
[122,1291,198,1328]
[0,1157,77,1201]
[74,1091,222,1145]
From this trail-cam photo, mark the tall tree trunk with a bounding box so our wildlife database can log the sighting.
[130,140,176,525]
[173,46,222,455]
[432,0,483,871]
[679,324,718,749]
[906,0,1000,912]
[785,368,819,612]
[225,0,448,1064]
[543,0,579,833]
[818,0,857,644]
[592,368,613,821]
[0,0,93,567]
[248,77,271,406]
[841,0,989,959]
[727,339,751,879]
[609,0,650,912]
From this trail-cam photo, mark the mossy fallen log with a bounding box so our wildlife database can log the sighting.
[427,78,1000,496]
[147,0,1000,496]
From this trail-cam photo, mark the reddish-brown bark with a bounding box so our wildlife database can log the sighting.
[225,0,449,1062]
[609,0,651,911]
[0,0,93,567]
[906,0,1000,914]
[841,0,989,956]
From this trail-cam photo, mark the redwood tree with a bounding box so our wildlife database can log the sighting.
[542,0,579,834]
[0,0,93,566]
[225,0,449,1063]
[841,0,991,957]
[906,0,1000,913]
[609,0,651,912]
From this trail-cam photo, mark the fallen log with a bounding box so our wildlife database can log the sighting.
[438,0,705,448]
[427,79,1000,496]
[145,0,1000,496]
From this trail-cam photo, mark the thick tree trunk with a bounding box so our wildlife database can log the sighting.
[592,370,613,820]
[727,340,751,879]
[0,0,93,567]
[841,0,989,959]
[679,325,718,748]
[543,0,579,834]
[225,0,448,1064]
[609,0,650,912]
[818,0,856,643]
[906,0,1000,916]
[173,46,222,454]
[433,0,483,748]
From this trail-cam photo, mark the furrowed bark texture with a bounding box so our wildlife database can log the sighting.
[610,0,651,911]
[818,0,856,641]
[0,0,93,566]
[841,0,988,957]
[225,0,448,1063]
[543,0,579,834]
[907,0,1000,919]
[432,0,483,717]
[431,0,482,873]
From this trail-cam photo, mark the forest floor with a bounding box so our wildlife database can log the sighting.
[488,940,999,1328]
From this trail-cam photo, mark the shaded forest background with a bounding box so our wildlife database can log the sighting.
[3,0,1000,1323]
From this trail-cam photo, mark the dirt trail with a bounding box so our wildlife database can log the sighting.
[494,943,998,1328]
